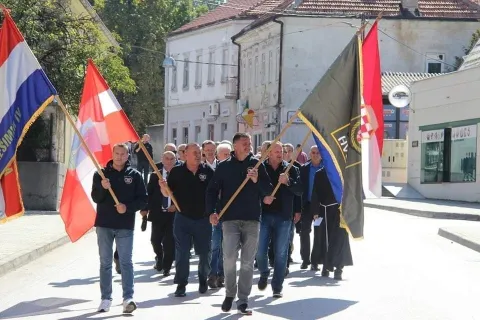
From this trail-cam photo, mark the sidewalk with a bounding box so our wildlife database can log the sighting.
[364,198,480,221]
[0,211,74,277]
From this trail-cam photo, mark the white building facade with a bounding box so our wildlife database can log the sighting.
[233,16,480,148]
[408,67,480,202]
[164,20,252,145]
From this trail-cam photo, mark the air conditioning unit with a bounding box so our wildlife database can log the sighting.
[209,103,220,116]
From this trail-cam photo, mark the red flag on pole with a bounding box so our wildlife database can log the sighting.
[362,21,384,198]
[60,59,139,242]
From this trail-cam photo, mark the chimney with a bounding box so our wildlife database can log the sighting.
[401,0,418,12]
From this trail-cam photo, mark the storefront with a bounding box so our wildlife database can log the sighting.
[408,68,480,202]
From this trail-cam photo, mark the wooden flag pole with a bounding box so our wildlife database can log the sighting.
[55,96,121,206]
[217,110,300,219]
[135,140,182,212]
[270,129,311,197]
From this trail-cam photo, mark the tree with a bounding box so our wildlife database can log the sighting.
[93,0,208,132]
[454,29,480,70]
[1,0,136,160]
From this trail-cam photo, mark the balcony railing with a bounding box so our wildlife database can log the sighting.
[225,77,238,99]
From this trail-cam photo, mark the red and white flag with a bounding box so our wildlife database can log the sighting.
[361,21,384,198]
[60,59,139,242]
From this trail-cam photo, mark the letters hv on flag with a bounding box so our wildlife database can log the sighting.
[361,21,384,199]
[297,35,364,239]
[60,59,139,242]
[0,9,57,222]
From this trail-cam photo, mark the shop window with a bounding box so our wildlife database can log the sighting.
[421,129,445,183]
[450,125,477,182]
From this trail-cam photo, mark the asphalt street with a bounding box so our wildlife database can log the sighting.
[0,208,478,320]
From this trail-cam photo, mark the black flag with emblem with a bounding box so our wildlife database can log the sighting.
[297,35,364,239]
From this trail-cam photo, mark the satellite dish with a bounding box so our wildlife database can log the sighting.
[388,84,411,108]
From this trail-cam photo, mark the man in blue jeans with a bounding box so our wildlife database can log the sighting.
[257,141,302,298]
[159,143,214,297]
[91,143,147,314]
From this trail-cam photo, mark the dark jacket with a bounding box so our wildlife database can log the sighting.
[262,160,303,221]
[134,142,153,163]
[92,160,147,230]
[206,152,273,222]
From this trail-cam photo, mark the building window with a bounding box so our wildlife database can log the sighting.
[254,55,259,87]
[172,128,177,145]
[275,47,280,81]
[183,127,189,143]
[261,53,266,85]
[426,53,445,73]
[450,125,477,182]
[208,124,214,141]
[183,58,189,90]
[268,50,273,83]
[221,123,227,140]
[242,60,246,91]
[208,49,215,85]
[421,129,445,183]
[248,58,252,90]
[221,48,228,83]
[195,125,201,142]
[171,67,177,92]
[195,54,202,88]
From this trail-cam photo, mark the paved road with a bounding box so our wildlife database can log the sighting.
[0,208,479,320]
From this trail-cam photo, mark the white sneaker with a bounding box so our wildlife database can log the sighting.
[123,299,137,314]
[97,299,112,312]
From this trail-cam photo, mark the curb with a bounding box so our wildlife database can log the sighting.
[364,203,480,221]
[0,228,93,278]
[438,228,480,254]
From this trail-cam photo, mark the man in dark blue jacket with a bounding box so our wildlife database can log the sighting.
[91,143,147,314]
[207,132,273,315]
[256,141,302,298]
[299,145,324,270]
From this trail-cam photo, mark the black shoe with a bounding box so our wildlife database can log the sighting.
[273,291,283,298]
[311,264,319,271]
[257,277,268,291]
[221,297,234,312]
[207,275,217,289]
[334,269,343,280]
[114,258,121,274]
[199,280,208,294]
[300,262,309,270]
[174,285,186,297]
[163,270,171,277]
[216,276,225,288]
[321,268,330,277]
[237,304,252,315]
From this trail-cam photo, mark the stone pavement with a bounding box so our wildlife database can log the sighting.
[0,211,74,277]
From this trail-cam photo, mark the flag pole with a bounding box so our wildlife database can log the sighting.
[270,129,311,197]
[217,110,300,219]
[135,140,181,212]
[55,96,121,206]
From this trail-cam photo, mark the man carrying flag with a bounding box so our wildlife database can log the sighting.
[0,8,57,222]
[297,34,364,239]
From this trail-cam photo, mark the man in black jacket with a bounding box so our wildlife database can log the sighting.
[145,150,177,276]
[134,134,153,185]
[207,132,273,315]
[159,143,214,297]
[299,146,324,270]
[256,141,302,298]
[91,143,147,314]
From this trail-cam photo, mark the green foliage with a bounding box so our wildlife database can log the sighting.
[1,0,136,111]
[454,29,480,71]
[96,0,208,132]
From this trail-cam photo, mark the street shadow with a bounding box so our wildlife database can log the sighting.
[205,294,356,320]
[0,297,89,319]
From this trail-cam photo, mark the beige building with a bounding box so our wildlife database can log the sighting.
[408,66,480,202]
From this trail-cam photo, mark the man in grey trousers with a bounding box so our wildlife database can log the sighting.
[207,132,273,315]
